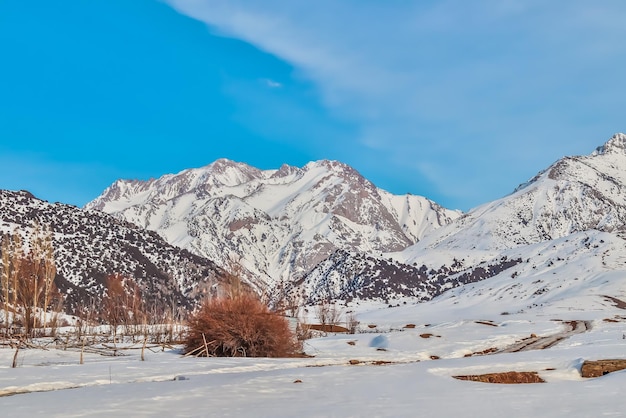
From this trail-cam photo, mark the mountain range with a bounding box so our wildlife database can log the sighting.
[2,133,626,313]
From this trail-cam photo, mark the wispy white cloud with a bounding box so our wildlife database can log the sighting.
[164,0,626,210]
[262,78,282,89]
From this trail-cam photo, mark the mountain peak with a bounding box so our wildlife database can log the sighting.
[593,133,626,155]
[270,163,301,179]
[304,159,366,181]
[207,158,247,170]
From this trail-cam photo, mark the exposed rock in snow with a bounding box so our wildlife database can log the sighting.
[593,132,626,155]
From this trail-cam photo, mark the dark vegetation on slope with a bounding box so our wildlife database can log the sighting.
[0,190,228,317]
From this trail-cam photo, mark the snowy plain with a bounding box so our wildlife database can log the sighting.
[1,289,625,418]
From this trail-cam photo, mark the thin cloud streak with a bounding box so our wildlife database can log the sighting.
[165,0,626,210]
[262,78,282,89]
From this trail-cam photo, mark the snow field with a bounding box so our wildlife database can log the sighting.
[1,303,625,417]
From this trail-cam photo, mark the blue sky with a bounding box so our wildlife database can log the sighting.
[1,1,625,211]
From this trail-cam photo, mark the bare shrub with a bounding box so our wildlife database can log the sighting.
[345,311,359,334]
[185,292,300,357]
[315,299,342,328]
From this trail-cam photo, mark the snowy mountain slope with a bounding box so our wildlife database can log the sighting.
[0,190,227,313]
[87,159,460,290]
[423,230,626,318]
[3,234,625,417]
[5,140,626,417]
[2,227,625,418]
[399,133,626,264]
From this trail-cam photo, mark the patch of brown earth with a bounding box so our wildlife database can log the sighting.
[305,324,350,333]
[581,359,626,378]
[420,333,441,338]
[475,320,498,327]
[348,359,403,366]
[454,371,545,384]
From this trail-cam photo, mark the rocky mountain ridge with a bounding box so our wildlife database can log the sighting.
[87,159,460,293]
[85,135,626,307]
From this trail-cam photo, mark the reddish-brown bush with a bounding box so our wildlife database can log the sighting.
[185,293,300,357]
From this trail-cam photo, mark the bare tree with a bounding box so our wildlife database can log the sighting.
[1,225,59,337]
[345,311,359,334]
[10,232,24,318]
[271,279,302,318]
[101,273,148,338]
[15,256,40,335]
[1,233,11,332]
[1,231,24,334]
[40,225,57,327]
[315,298,342,328]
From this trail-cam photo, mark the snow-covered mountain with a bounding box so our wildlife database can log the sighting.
[87,159,460,293]
[0,190,227,313]
[300,134,626,307]
[399,133,626,266]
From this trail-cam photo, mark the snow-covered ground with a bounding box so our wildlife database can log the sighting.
[2,297,625,417]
